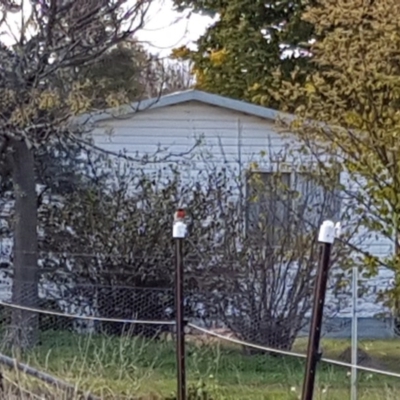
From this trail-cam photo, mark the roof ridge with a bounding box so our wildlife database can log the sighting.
[76,89,293,125]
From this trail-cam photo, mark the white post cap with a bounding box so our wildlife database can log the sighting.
[173,209,187,238]
[318,220,336,244]
[173,220,187,238]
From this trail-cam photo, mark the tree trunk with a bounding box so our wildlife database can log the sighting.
[8,139,39,350]
[395,229,400,336]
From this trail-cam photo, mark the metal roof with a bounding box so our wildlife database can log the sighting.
[78,89,291,125]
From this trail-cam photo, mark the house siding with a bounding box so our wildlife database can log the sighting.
[92,101,292,164]
[90,100,395,337]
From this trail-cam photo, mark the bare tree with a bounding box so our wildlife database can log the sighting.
[21,143,365,351]
[185,158,361,351]
[0,0,157,349]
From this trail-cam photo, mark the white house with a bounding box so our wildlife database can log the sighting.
[82,89,396,339]
[0,90,391,337]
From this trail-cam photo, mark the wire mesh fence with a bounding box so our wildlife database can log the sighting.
[0,253,398,399]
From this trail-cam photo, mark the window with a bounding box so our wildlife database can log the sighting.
[246,171,340,245]
[246,172,291,245]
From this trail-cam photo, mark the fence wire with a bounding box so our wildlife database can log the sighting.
[0,298,399,380]
[0,255,399,400]
[0,278,398,367]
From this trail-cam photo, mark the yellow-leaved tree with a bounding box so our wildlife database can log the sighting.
[0,0,160,349]
[272,0,400,315]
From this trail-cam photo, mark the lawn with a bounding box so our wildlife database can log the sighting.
[3,331,400,399]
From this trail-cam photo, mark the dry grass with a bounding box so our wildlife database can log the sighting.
[0,331,400,399]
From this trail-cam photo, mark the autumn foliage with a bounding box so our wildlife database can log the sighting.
[272,0,400,306]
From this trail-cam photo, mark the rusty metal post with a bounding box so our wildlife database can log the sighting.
[301,220,338,400]
[173,209,187,400]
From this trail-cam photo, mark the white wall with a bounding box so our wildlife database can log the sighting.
[0,100,389,337]
[92,101,299,169]
[91,100,395,324]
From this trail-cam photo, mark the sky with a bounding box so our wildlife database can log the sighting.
[0,0,216,57]
[136,0,217,56]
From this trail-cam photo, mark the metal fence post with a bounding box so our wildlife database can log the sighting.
[301,220,338,400]
[173,209,187,400]
[351,266,358,400]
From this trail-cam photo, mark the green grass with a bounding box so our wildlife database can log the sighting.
[6,331,400,399]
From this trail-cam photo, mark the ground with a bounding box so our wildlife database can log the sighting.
[2,331,400,399]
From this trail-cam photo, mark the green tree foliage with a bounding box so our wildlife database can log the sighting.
[274,0,400,304]
[76,41,193,108]
[171,0,314,108]
[76,42,149,107]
